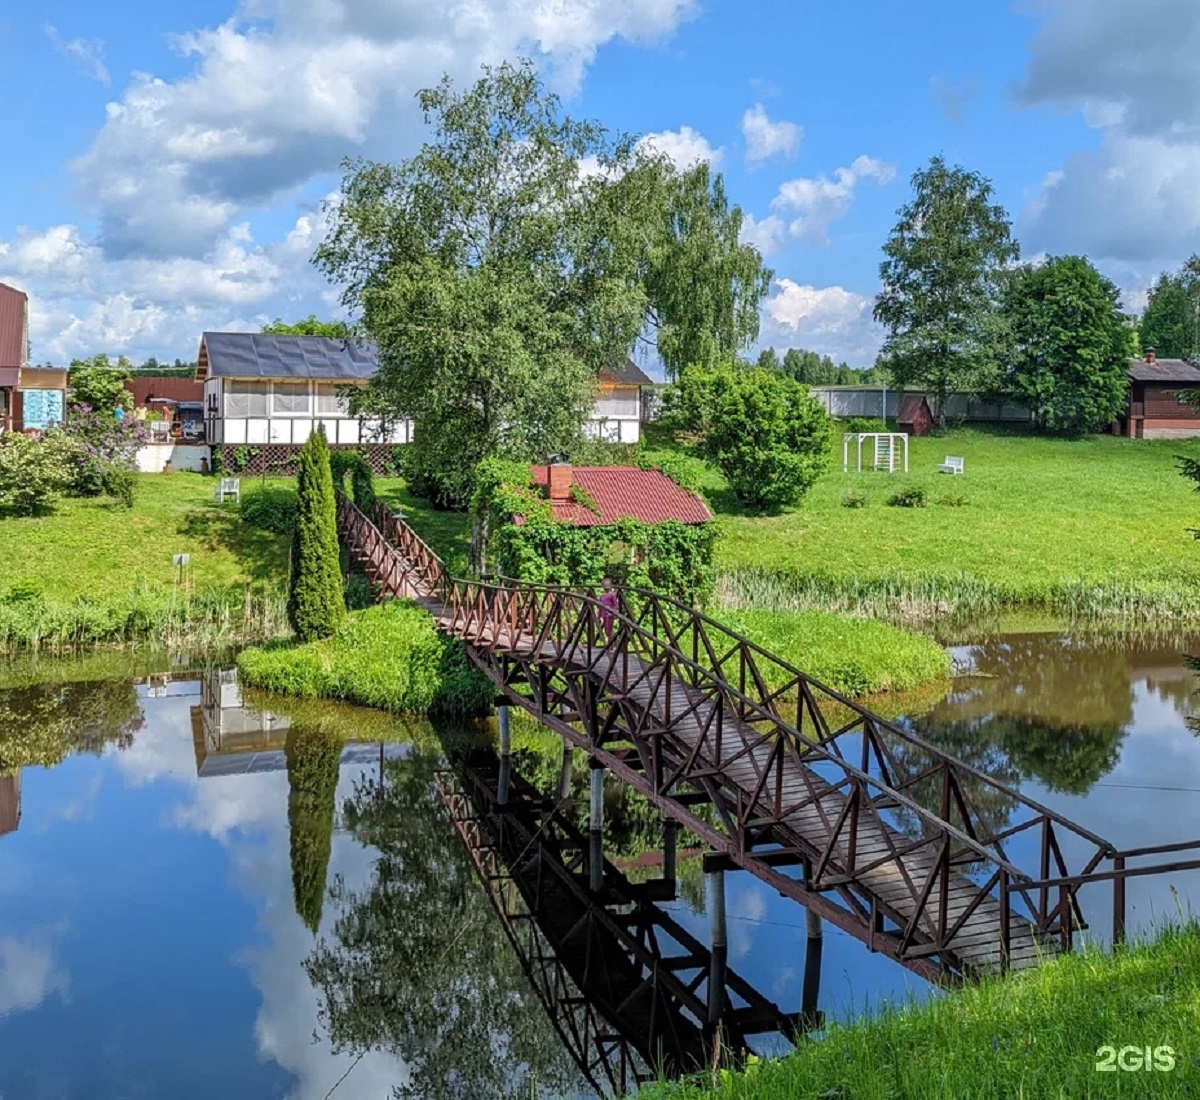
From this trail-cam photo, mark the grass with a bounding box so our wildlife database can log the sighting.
[236,601,492,716]
[636,923,1200,1100]
[719,608,951,697]
[636,425,1200,625]
[0,473,290,651]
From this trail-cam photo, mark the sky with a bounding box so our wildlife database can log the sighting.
[0,0,1197,369]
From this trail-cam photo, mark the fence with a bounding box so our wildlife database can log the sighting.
[810,387,1033,424]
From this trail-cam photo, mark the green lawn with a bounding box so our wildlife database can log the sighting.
[0,473,286,600]
[639,426,1200,622]
[636,923,1200,1100]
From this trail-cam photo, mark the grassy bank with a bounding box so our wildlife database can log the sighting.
[722,608,951,697]
[0,473,290,651]
[236,601,492,717]
[635,426,1200,626]
[637,924,1200,1100]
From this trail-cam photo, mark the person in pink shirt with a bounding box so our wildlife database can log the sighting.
[598,576,618,640]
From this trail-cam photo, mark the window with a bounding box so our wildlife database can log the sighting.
[272,382,311,416]
[593,389,640,418]
[224,380,268,417]
[316,383,348,416]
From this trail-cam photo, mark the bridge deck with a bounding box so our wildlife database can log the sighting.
[442,617,1058,973]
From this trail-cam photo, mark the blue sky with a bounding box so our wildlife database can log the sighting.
[0,0,1194,367]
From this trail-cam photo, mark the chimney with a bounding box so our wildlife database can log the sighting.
[1145,346,1157,364]
[548,462,573,501]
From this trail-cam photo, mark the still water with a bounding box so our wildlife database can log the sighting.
[2,633,1200,1098]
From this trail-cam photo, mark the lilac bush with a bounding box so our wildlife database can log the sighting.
[62,404,148,508]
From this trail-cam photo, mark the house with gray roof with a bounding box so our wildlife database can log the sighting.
[1120,347,1200,439]
[196,332,654,472]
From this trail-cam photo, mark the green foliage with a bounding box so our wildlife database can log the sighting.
[287,427,346,642]
[241,485,298,534]
[640,923,1200,1100]
[67,354,134,413]
[263,315,354,337]
[774,347,882,385]
[228,446,259,472]
[643,161,772,379]
[237,602,492,716]
[1002,256,1133,433]
[888,486,928,508]
[677,365,831,512]
[718,608,950,697]
[285,724,342,932]
[1141,255,1200,360]
[839,417,889,434]
[874,156,1019,421]
[0,431,74,516]
[475,458,717,603]
[841,490,867,509]
[328,449,376,512]
[568,481,600,514]
[934,491,968,507]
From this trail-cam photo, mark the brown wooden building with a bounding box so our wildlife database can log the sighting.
[1119,349,1200,439]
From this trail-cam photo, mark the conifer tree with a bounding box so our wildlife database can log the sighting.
[287,426,345,641]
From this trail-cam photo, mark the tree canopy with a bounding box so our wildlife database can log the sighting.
[68,355,134,412]
[874,156,1019,423]
[760,347,883,386]
[1141,256,1200,360]
[1001,256,1133,434]
[317,60,769,509]
[262,315,355,338]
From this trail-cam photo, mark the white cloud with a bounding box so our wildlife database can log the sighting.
[70,1,696,260]
[758,278,883,366]
[742,156,896,254]
[638,125,723,169]
[45,25,110,86]
[1019,0,1200,265]
[0,936,70,1019]
[740,103,801,168]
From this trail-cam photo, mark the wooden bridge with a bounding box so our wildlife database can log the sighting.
[339,497,1200,985]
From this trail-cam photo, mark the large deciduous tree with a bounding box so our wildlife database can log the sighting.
[287,426,345,642]
[1001,256,1133,434]
[1141,256,1200,360]
[873,156,1019,424]
[317,60,769,510]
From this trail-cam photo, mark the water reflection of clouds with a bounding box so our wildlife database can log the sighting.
[0,931,70,1021]
[111,686,409,1100]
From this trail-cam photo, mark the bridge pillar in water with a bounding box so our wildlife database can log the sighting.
[497,705,511,806]
[589,761,604,893]
[663,818,678,893]
[706,868,728,1027]
[557,744,573,804]
[802,861,823,1026]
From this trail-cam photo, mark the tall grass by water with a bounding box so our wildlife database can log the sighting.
[635,923,1200,1100]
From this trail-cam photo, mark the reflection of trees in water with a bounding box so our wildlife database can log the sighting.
[285,725,342,933]
[0,680,143,771]
[304,751,583,1100]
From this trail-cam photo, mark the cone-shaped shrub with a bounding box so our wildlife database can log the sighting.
[287,426,346,641]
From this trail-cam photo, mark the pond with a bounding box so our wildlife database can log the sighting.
[2,631,1200,1098]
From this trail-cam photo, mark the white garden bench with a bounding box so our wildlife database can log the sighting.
[213,477,241,503]
[937,456,965,475]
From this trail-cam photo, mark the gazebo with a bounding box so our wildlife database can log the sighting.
[842,432,909,473]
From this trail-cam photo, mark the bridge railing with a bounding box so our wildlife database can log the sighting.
[338,498,1200,972]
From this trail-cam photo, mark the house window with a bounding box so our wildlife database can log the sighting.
[316,383,348,416]
[593,388,640,419]
[225,380,268,417]
[273,382,311,416]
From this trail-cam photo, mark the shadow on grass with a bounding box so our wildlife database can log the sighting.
[175,502,289,584]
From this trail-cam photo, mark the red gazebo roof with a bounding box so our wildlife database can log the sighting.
[527,465,712,527]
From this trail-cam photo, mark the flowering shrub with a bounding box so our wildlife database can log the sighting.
[61,404,147,508]
[0,431,75,515]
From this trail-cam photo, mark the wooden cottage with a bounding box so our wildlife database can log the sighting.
[1119,348,1200,439]
[897,394,934,436]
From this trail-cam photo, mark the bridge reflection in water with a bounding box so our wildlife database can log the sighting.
[437,748,823,1097]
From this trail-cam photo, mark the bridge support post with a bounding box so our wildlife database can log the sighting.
[557,744,573,804]
[497,705,511,806]
[663,818,678,891]
[589,762,604,894]
[706,869,728,1027]
[802,861,822,1026]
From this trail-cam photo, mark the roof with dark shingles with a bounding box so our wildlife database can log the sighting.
[198,332,379,380]
[528,465,712,527]
[600,359,654,386]
[1128,357,1200,383]
[0,283,28,370]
